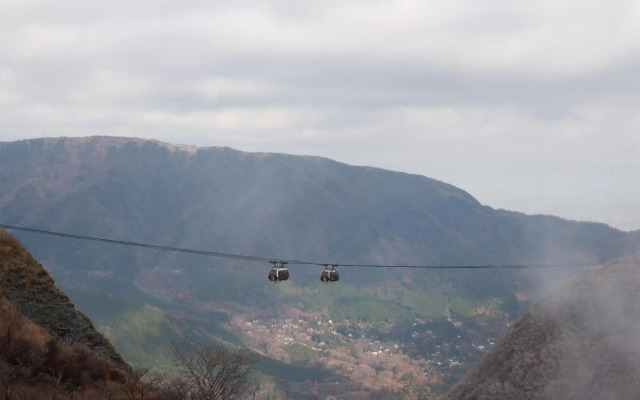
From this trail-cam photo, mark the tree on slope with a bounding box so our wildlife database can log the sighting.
[168,341,259,400]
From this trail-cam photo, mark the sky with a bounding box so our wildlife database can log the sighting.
[0,0,639,229]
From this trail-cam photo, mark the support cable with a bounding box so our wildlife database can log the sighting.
[0,223,597,270]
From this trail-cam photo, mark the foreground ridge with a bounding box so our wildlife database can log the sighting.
[445,255,640,400]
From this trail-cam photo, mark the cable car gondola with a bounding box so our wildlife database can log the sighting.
[320,264,339,283]
[268,261,289,282]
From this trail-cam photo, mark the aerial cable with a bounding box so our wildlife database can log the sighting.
[0,223,281,264]
[0,223,596,270]
[338,263,587,269]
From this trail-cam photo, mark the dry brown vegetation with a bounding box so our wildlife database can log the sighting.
[0,229,125,365]
[0,304,126,399]
[0,230,130,399]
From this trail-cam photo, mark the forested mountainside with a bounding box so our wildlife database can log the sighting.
[445,255,640,400]
[1,137,636,289]
[1,136,638,396]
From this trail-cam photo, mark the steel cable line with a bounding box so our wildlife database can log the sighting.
[0,223,596,269]
[1,223,277,263]
[338,263,587,269]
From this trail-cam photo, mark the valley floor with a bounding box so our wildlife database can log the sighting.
[223,309,512,398]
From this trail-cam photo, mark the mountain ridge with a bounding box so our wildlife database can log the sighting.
[445,254,640,400]
[3,136,633,261]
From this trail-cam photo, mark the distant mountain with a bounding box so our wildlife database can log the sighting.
[1,136,636,272]
[445,255,640,400]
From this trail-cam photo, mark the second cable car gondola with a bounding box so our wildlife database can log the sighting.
[320,264,339,283]
[268,261,289,282]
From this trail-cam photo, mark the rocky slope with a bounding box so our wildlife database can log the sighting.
[0,228,125,366]
[445,254,640,400]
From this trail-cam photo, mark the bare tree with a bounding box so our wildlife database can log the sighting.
[170,341,259,400]
[123,367,161,400]
[154,375,190,400]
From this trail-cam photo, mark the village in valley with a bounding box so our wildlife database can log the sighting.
[228,311,508,393]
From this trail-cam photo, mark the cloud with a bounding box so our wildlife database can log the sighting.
[0,0,638,224]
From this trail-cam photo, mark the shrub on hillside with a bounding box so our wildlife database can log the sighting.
[0,306,44,367]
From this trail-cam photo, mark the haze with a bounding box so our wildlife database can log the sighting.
[0,0,638,229]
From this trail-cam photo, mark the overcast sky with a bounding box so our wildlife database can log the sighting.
[0,0,638,228]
